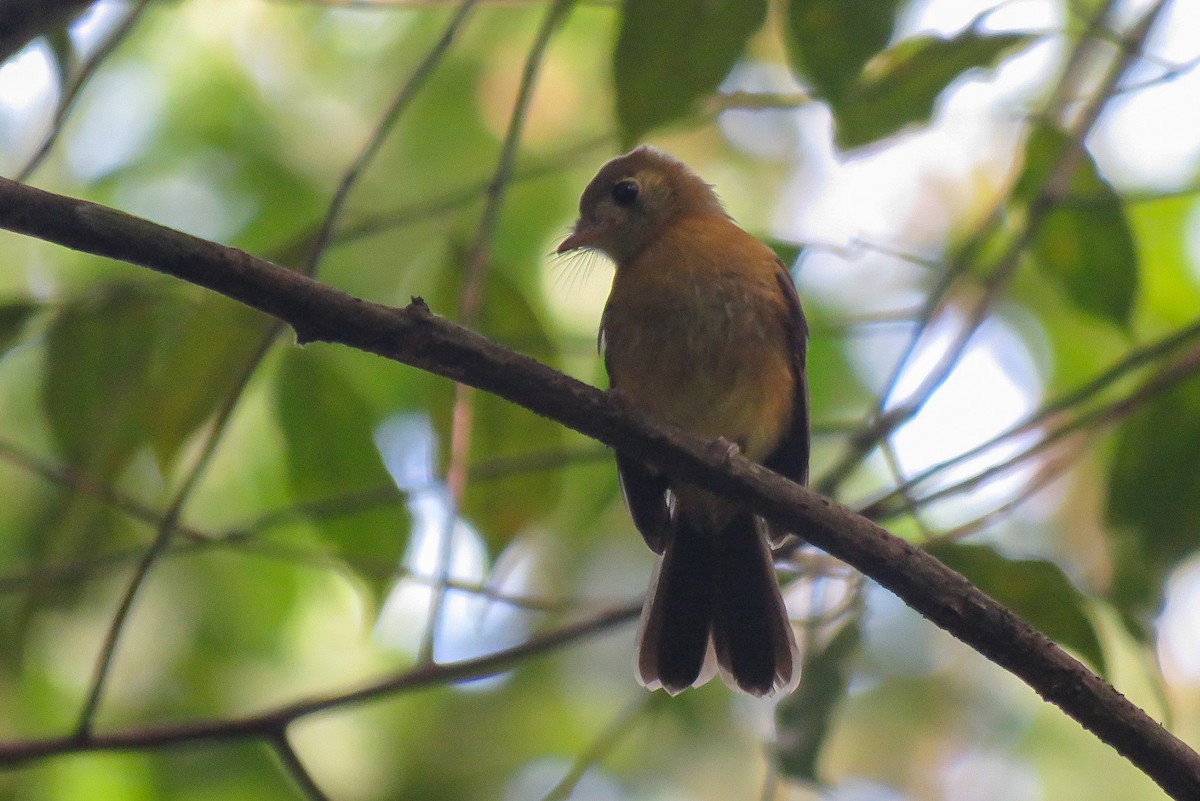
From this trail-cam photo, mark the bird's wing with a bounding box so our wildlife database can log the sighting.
[599,314,673,554]
[763,263,810,488]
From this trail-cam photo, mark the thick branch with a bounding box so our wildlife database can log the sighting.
[1,178,1199,798]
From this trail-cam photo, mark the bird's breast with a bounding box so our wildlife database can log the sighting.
[601,220,795,462]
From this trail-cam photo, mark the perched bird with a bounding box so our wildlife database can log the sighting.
[557,146,809,697]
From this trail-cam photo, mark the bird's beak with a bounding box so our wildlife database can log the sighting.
[556,221,599,254]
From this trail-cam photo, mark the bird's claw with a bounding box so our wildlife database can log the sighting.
[710,436,742,464]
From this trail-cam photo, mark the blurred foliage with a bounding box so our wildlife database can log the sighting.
[784,0,902,106]
[1015,123,1139,329]
[614,0,767,146]
[0,1,1198,801]
[830,30,1035,149]
[929,542,1105,672]
[775,619,861,784]
[1108,370,1200,637]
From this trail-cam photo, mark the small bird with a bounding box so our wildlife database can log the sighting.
[557,146,809,697]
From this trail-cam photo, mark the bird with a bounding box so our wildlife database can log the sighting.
[557,146,809,697]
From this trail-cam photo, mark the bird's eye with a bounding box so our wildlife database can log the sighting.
[611,179,639,207]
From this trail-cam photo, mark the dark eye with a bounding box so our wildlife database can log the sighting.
[611,179,639,207]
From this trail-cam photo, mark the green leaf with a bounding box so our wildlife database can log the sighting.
[1015,124,1138,328]
[784,0,900,104]
[462,270,566,549]
[43,284,183,477]
[776,621,861,783]
[834,32,1034,149]
[273,347,408,600]
[613,0,767,146]
[147,294,272,467]
[1128,195,1200,326]
[1034,205,1137,328]
[1106,370,1200,635]
[44,283,275,476]
[765,238,804,268]
[928,542,1106,672]
[0,301,39,358]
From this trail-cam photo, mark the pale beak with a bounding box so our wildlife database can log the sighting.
[556,221,600,254]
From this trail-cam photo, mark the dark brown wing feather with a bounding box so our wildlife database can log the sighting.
[600,319,672,554]
[761,265,809,545]
[762,264,810,487]
[615,452,671,554]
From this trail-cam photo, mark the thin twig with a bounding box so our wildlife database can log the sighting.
[0,435,208,541]
[15,0,153,182]
[0,445,607,600]
[890,0,1166,415]
[447,0,577,494]
[300,0,482,277]
[0,603,641,767]
[816,0,1166,498]
[73,324,280,736]
[429,0,576,664]
[270,732,334,801]
[863,316,1200,516]
[923,448,1078,546]
[538,695,651,801]
[870,346,1200,522]
[328,133,611,246]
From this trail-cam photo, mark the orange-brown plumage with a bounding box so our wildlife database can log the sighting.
[559,146,809,696]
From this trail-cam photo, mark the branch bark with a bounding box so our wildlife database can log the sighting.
[1,177,1199,798]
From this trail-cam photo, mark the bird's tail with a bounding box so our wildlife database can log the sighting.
[636,512,717,694]
[712,511,799,696]
[636,511,798,696]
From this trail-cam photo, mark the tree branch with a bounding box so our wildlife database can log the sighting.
[1,178,1199,799]
[0,602,639,766]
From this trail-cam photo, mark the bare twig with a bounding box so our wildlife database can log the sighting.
[923,448,1078,546]
[446,0,577,495]
[862,316,1200,518]
[886,346,1200,519]
[0,603,640,766]
[300,0,482,277]
[0,435,204,540]
[15,0,153,182]
[328,133,611,247]
[73,324,279,736]
[538,695,651,801]
[432,0,575,663]
[816,0,1163,498]
[270,733,334,801]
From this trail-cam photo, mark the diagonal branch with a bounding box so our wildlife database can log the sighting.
[1,176,1199,799]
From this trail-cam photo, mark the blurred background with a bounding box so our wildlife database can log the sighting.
[0,0,1199,799]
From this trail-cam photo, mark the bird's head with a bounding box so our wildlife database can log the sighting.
[557,146,726,266]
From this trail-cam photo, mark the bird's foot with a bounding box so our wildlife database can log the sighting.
[710,436,742,465]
